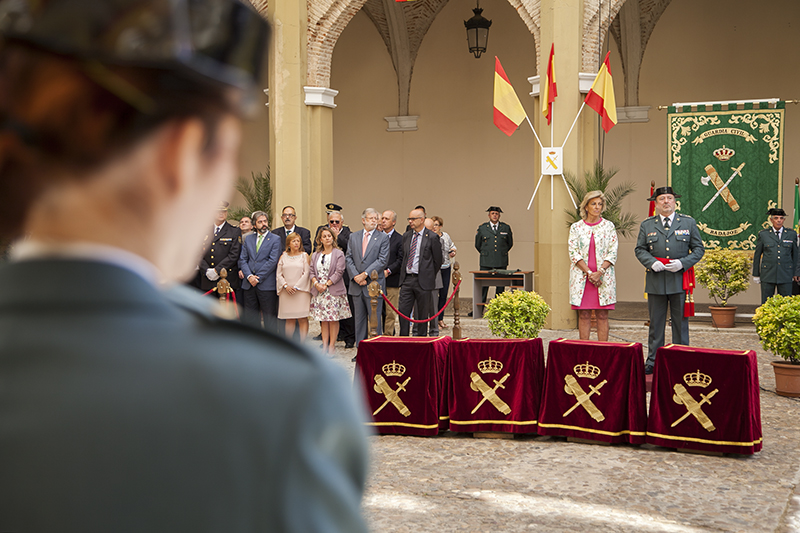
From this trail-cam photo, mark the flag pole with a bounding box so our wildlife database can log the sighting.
[560,101,586,149]
[524,116,544,150]
[527,174,544,210]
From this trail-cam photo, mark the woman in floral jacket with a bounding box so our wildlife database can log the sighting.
[568,191,618,341]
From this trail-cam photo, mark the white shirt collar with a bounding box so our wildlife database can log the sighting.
[285,225,296,233]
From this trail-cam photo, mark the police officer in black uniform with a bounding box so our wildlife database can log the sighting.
[753,208,800,304]
[474,206,514,304]
[199,201,241,295]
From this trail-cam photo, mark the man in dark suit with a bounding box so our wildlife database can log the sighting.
[474,206,514,305]
[381,209,404,335]
[398,207,443,336]
[346,208,389,345]
[239,210,282,332]
[753,207,800,304]
[635,186,705,374]
[272,205,312,254]
[198,201,242,294]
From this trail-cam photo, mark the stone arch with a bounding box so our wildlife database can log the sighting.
[582,0,626,73]
[307,0,370,87]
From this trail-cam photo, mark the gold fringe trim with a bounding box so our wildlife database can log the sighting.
[646,431,762,447]
[450,419,538,426]
[366,421,440,429]
[538,423,646,437]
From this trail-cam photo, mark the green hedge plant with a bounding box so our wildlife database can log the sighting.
[483,290,551,339]
[753,295,800,364]
[694,248,751,306]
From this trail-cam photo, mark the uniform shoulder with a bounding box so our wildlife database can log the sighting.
[677,213,694,220]
[643,215,658,222]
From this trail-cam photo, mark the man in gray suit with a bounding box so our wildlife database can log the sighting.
[635,186,705,374]
[753,208,800,304]
[346,207,390,346]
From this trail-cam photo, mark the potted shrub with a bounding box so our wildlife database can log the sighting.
[484,290,551,339]
[753,295,800,397]
[694,248,751,328]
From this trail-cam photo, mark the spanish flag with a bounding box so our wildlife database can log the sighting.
[541,44,557,126]
[493,57,527,136]
[584,51,617,133]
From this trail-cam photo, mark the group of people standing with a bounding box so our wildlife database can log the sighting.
[194,202,459,352]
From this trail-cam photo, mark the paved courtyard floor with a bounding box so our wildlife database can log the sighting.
[310,315,800,532]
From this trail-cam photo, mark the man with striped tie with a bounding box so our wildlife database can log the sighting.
[398,207,443,336]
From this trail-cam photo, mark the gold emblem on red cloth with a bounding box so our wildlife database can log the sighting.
[573,361,601,379]
[671,371,718,432]
[383,360,406,377]
[477,357,503,374]
[470,362,511,415]
[373,374,411,417]
[562,373,607,422]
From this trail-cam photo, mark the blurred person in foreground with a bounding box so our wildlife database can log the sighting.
[568,191,618,341]
[0,1,369,531]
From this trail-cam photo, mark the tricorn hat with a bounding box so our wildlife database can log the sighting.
[647,186,681,202]
[486,206,504,213]
[768,208,787,217]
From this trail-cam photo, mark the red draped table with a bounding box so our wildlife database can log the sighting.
[355,336,451,436]
[447,338,545,434]
[646,344,762,454]
[538,339,647,444]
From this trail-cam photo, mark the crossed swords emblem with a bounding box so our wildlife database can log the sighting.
[671,383,718,432]
[470,372,511,415]
[562,374,607,422]
[700,162,745,212]
[373,374,411,417]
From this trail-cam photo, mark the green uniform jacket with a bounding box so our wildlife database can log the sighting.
[753,227,800,284]
[475,221,513,268]
[0,259,369,533]
[634,213,705,294]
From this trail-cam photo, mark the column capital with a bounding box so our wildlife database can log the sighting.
[384,115,419,132]
[303,87,339,108]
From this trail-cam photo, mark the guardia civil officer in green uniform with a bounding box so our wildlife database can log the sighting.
[0,1,368,531]
[752,207,800,304]
[635,187,705,374]
[475,206,514,304]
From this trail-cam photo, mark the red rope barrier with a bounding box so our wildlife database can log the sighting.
[381,279,461,323]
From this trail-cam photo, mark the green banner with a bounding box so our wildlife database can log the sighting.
[668,104,785,250]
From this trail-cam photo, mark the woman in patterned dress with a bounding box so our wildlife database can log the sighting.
[568,191,618,341]
[277,232,311,340]
[309,227,351,354]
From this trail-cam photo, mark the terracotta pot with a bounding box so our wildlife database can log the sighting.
[709,305,737,328]
[771,360,800,398]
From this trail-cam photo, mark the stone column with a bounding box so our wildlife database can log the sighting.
[535,0,599,329]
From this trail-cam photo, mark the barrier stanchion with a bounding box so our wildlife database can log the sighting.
[452,262,462,340]
[368,270,381,339]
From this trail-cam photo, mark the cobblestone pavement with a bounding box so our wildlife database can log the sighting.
[307,317,800,532]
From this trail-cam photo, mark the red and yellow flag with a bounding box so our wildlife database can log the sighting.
[541,44,557,125]
[649,183,656,217]
[584,51,617,133]
[493,57,527,136]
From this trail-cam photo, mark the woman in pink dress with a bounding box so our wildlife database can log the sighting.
[277,233,312,340]
[568,191,618,341]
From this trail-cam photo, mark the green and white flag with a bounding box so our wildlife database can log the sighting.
[668,102,785,250]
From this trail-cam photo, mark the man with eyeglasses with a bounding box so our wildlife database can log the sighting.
[398,207,443,336]
[272,205,312,254]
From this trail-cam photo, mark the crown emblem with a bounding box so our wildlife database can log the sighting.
[477,357,503,374]
[713,145,735,161]
[684,369,712,388]
[383,360,406,377]
[573,361,601,379]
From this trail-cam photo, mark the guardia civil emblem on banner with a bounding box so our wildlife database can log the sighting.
[668,103,785,250]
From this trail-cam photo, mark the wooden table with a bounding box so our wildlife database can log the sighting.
[537,339,648,444]
[447,338,545,434]
[470,270,533,318]
[646,344,762,454]
[355,336,451,436]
